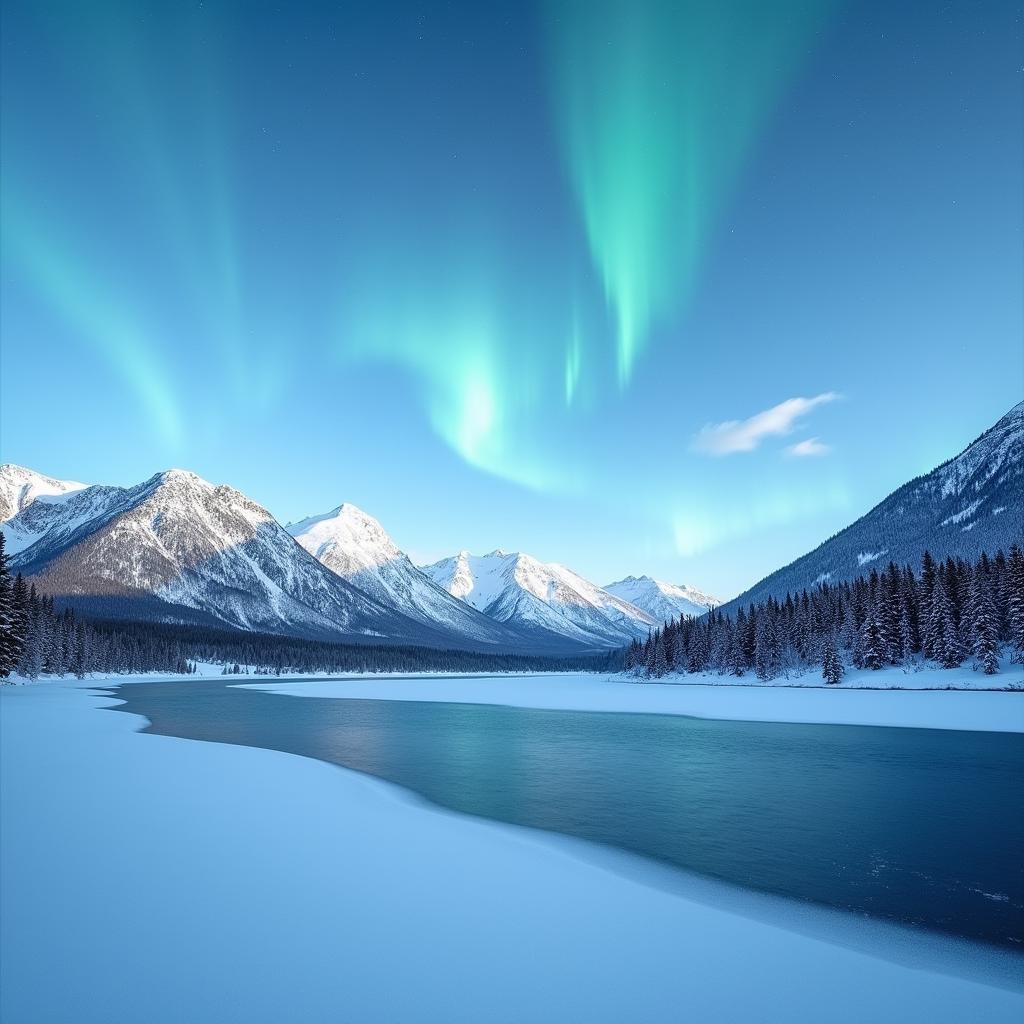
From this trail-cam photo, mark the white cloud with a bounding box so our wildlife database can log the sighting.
[692,393,838,456]
[786,437,831,458]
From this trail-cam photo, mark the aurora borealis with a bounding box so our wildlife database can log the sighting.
[545,0,835,384]
[2,0,1021,596]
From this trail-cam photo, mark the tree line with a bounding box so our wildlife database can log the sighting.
[0,534,620,679]
[625,546,1024,684]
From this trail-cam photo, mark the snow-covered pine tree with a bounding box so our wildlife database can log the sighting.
[860,601,885,670]
[652,631,668,677]
[741,605,757,670]
[931,569,964,669]
[897,604,915,664]
[644,629,658,674]
[1007,544,1024,660]
[726,621,745,676]
[17,585,43,678]
[0,534,24,677]
[822,633,844,685]
[968,565,999,675]
[881,562,903,663]
[901,565,921,654]
[659,622,675,671]
[755,609,781,680]
[992,549,1010,643]
[919,551,936,640]
[922,571,943,662]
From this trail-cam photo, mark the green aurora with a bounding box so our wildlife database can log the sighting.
[545,0,836,385]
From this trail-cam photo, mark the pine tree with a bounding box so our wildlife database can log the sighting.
[822,634,844,685]
[644,630,657,675]
[0,534,20,677]
[968,565,999,675]
[860,602,885,670]
[993,549,1010,642]
[652,631,668,677]
[930,570,963,669]
[741,605,757,670]
[897,604,915,664]
[662,625,676,671]
[1008,544,1024,660]
[755,611,781,680]
[880,562,903,663]
[919,551,937,642]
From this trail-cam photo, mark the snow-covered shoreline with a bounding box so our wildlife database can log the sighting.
[241,668,1024,733]
[2,680,1022,1022]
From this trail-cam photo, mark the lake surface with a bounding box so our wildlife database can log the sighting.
[110,677,1024,951]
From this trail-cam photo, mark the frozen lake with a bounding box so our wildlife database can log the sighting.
[113,675,1024,950]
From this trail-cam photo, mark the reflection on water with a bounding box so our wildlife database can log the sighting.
[111,678,1024,951]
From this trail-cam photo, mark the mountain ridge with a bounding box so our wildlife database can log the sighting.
[719,400,1023,614]
[2,469,474,647]
[287,504,559,650]
[422,549,655,649]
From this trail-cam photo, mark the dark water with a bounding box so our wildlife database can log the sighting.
[110,677,1024,951]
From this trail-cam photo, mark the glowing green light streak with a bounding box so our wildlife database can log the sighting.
[2,191,184,448]
[338,246,584,493]
[546,0,834,383]
[565,307,583,405]
[672,479,850,556]
[47,3,249,398]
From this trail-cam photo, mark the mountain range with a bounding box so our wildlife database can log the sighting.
[0,466,694,652]
[285,505,547,649]
[2,401,1019,652]
[422,550,658,649]
[0,469,451,644]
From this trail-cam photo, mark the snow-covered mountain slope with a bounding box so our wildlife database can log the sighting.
[603,576,717,623]
[422,550,656,648]
[1,483,127,558]
[722,401,1024,613]
[0,464,87,524]
[287,504,538,649]
[3,469,462,645]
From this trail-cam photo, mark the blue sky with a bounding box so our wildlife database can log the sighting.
[1,0,1020,599]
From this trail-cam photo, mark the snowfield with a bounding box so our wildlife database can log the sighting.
[2,679,1022,1024]
[243,665,1024,733]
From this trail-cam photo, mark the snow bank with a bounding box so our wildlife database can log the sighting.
[3,682,1021,1023]
[242,670,1024,733]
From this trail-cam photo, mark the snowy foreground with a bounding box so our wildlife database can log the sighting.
[2,681,1023,1024]
[244,666,1024,733]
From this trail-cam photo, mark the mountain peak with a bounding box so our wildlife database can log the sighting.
[151,468,211,490]
[604,575,718,623]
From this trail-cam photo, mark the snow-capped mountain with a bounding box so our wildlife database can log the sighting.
[422,549,656,648]
[287,504,538,649]
[2,468,462,645]
[0,464,87,524]
[721,401,1024,612]
[603,576,717,623]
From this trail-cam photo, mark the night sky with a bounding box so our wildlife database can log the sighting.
[1,0,1020,598]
